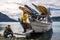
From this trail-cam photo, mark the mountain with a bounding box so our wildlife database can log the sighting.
[0,0,60,21]
[0,12,17,22]
[51,16,60,21]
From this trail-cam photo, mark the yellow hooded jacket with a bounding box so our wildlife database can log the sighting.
[22,13,28,23]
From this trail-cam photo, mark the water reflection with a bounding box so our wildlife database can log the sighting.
[26,29,53,40]
[0,27,4,31]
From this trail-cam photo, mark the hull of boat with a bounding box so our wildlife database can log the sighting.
[31,21,52,32]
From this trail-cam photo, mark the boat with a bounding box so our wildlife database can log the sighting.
[24,4,52,32]
[30,15,52,32]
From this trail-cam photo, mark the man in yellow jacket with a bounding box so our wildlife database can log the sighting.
[21,11,28,33]
[19,6,32,33]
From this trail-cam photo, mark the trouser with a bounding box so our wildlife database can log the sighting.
[26,23,32,29]
[4,32,13,38]
[22,23,27,32]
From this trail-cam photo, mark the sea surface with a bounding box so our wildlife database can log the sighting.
[0,22,60,40]
[51,22,60,40]
[24,22,60,40]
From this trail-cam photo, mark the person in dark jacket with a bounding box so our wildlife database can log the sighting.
[4,25,13,38]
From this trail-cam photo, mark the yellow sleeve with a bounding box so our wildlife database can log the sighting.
[22,13,28,23]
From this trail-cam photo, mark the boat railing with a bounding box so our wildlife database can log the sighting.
[29,15,52,22]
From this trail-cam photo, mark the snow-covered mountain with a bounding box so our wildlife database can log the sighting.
[0,0,60,17]
[0,0,41,20]
[30,0,60,8]
[29,0,60,17]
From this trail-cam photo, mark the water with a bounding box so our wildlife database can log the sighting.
[0,22,60,40]
[51,22,60,40]
[27,22,60,40]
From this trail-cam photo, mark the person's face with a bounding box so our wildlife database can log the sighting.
[8,25,10,28]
